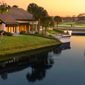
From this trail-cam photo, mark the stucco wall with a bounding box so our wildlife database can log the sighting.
[0,23,6,31]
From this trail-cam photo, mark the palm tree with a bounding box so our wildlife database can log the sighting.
[33,7,48,33]
[54,16,62,28]
[27,3,38,14]
[41,16,55,34]
[27,3,38,33]
[27,3,48,33]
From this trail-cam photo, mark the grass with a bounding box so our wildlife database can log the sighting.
[58,22,85,27]
[47,29,57,34]
[47,28,68,35]
[26,33,56,40]
[0,35,61,55]
[0,45,60,61]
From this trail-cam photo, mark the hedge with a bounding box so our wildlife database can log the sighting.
[0,31,13,36]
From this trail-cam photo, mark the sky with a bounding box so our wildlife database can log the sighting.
[3,0,85,17]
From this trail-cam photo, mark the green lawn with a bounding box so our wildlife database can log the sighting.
[0,35,61,55]
[47,29,57,34]
[47,28,68,35]
[58,22,85,27]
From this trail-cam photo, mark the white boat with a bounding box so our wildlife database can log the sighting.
[52,34,71,43]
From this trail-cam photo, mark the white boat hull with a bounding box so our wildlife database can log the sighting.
[52,34,71,43]
[60,37,70,43]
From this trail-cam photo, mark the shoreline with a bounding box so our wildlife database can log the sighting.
[0,43,61,62]
[0,35,61,56]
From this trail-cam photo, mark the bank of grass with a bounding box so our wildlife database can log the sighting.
[0,35,61,55]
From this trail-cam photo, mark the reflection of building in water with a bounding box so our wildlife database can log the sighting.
[53,42,71,54]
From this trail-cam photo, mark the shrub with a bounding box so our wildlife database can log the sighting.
[35,32,38,34]
[0,30,6,35]
[0,30,13,36]
[0,30,4,34]
[66,31,69,34]
[51,32,55,34]
[20,31,26,34]
[5,32,13,36]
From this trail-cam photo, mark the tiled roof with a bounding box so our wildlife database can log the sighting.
[0,7,33,24]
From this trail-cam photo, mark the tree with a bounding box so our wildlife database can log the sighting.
[33,7,48,33]
[0,2,11,13]
[27,3,38,33]
[27,3,38,14]
[7,5,11,9]
[77,13,85,24]
[41,16,55,34]
[54,16,62,28]
[71,15,76,22]
[27,3,48,33]
[12,5,18,8]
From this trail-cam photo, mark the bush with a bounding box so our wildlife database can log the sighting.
[35,32,38,34]
[0,30,4,34]
[0,30,13,36]
[20,31,26,34]
[66,31,69,34]
[53,28,64,33]
[5,32,13,36]
[0,30,6,35]
[51,32,55,34]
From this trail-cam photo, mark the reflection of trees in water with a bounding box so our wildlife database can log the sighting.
[27,64,52,82]
[0,42,71,81]
[0,43,71,81]
[26,51,54,82]
[0,50,54,81]
[26,59,53,82]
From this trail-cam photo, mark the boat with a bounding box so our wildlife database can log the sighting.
[52,34,71,43]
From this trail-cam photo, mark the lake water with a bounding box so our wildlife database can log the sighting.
[0,36,85,85]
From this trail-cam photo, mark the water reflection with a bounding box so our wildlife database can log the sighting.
[53,42,71,54]
[26,59,53,82]
[0,42,71,82]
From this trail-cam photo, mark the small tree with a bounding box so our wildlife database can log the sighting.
[12,5,18,8]
[0,2,8,13]
[0,2,11,13]
[54,16,62,28]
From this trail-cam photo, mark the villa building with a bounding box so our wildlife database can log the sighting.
[0,7,38,34]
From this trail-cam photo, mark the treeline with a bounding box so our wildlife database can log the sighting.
[27,3,62,33]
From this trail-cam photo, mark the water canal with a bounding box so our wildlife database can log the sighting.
[0,36,85,85]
